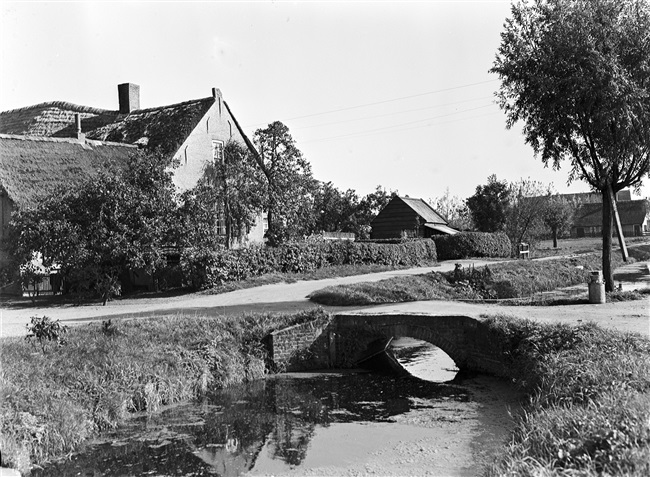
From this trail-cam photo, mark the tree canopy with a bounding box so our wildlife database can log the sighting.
[491,0,650,289]
[466,175,512,233]
[10,150,177,303]
[197,140,265,249]
[253,121,317,244]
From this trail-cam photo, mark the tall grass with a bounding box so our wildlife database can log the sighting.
[0,308,328,473]
[484,317,650,476]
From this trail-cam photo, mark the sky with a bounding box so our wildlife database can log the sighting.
[1,0,648,202]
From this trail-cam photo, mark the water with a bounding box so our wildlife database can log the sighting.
[391,337,459,382]
[34,343,516,476]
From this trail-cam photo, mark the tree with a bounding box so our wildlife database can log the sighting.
[543,196,578,248]
[504,178,550,254]
[466,175,511,232]
[200,140,265,248]
[491,0,650,290]
[253,121,317,244]
[432,187,473,230]
[312,181,360,234]
[10,150,177,304]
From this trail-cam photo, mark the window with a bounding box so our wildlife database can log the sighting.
[216,207,226,236]
[212,140,224,163]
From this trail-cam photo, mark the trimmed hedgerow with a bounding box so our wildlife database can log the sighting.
[433,232,511,260]
[180,240,437,290]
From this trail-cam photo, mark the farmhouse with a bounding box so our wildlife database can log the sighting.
[370,196,458,240]
[571,199,650,238]
[0,83,266,243]
[0,134,136,243]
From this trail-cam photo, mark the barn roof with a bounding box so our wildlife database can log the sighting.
[399,196,448,224]
[0,134,136,209]
[573,200,649,227]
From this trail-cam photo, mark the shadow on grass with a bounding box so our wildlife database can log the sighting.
[55,301,354,326]
[0,287,196,310]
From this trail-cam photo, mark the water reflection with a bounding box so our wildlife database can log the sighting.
[391,337,460,382]
[34,372,468,476]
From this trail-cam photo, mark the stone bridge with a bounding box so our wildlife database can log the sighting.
[267,313,510,377]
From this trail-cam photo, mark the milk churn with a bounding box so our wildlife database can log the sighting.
[588,271,606,304]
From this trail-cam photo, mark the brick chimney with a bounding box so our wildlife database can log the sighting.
[118,83,140,114]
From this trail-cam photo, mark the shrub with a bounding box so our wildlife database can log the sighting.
[180,240,437,290]
[433,232,511,260]
[25,316,68,352]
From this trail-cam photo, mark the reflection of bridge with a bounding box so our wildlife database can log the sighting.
[268,313,510,377]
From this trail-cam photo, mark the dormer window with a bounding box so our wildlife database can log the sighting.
[212,140,224,163]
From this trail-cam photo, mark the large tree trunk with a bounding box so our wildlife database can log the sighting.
[601,189,615,292]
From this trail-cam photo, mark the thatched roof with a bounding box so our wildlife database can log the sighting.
[0,91,258,161]
[0,134,136,209]
[85,98,215,157]
[400,196,448,224]
[573,200,649,227]
[0,101,119,137]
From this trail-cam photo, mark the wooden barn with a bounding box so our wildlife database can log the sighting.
[370,196,458,240]
[571,199,650,238]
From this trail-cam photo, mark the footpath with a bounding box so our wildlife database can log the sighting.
[1,258,648,339]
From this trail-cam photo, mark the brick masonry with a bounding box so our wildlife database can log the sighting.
[268,313,511,377]
[267,315,332,372]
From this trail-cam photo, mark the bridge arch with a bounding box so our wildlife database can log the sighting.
[331,313,509,377]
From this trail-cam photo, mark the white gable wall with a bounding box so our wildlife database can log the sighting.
[169,93,265,245]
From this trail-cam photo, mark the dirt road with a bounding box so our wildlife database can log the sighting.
[1,259,648,339]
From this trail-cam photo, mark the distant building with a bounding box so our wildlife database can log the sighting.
[558,189,632,204]
[571,199,650,237]
[371,196,458,240]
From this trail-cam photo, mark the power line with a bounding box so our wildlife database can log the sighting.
[243,79,499,128]
[301,104,498,144]
[292,96,494,131]
[304,111,501,144]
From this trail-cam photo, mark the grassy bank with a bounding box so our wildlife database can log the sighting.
[2,308,648,475]
[484,317,650,476]
[0,308,329,473]
[309,253,627,306]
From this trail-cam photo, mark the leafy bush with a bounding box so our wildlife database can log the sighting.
[25,316,68,352]
[181,240,437,290]
[433,232,511,259]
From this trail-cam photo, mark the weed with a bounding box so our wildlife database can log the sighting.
[25,315,67,352]
[101,319,120,337]
[607,288,650,302]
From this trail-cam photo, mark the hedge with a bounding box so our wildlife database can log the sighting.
[180,240,437,290]
[432,232,511,260]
